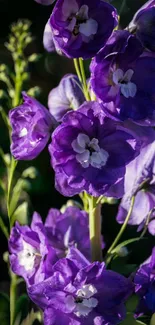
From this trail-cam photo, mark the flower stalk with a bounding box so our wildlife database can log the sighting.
[10,272,17,325]
[106,195,135,264]
[73,58,91,101]
[88,196,102,262]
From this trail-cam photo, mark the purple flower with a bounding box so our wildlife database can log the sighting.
[134,247,155,316]
[9,93,56,160]
[49,101,141,197]
[117,137,155,236]
[9,213,57,286]
[47,0,118,59]
[48,74,85,122]
[44,206,91,259]
[34,0,55,5]
[90,30,155,125]
[43,20,57,52]
[129,0,155,52]
[28,248,133,325]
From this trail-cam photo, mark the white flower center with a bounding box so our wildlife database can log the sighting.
[19,127,28,138]
[72,133,109,169]
[18,240,41,271]
[68,4,98,38]
[113,68,137,98]
[66,284,98,317]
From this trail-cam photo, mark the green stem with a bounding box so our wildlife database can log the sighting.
[107,196,135,257]
[10,272,17,325]
[7,157,18,221]
[12,61,22,107]
[79,58,90,101]
[0,216,9,239]
[73,59,82,84]
[0,106,11,131]
[88,196,102,262]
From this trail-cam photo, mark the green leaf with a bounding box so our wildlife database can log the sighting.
[0,292,10,325]
[112,0,129,14]
[111,257,137,275]
[20,309,42,325]
[150,314,155,325]
[121,313,146,325]
[111,238,145,254]
[11,202,28,226]
[126,295,139,313]
[14,294,29,324]
[9,178,29,217]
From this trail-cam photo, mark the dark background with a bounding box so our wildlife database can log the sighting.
[0,0,154,290]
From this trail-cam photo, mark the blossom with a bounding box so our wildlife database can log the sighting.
[34,0,55,5]
[9,213,57,286]
[47,0,118,59]
[9,93,56,160]
[134,247,155,316]
[48,74,85,122]
[28,248,133,325]
[43,20,57,52]
[129,0,155,52]
[49,101,141,197]
[90,30,155,125]
[44,206,91,259]
[117,138,155,236]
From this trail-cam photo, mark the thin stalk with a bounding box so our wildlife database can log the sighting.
[88,196,102,262]
[140,207,155,239]
[107,195,135,256]
[0,106,11,131]
[12,61,22,107]
[7,158,18,220]
[10,273,17,325]
[73,59,82,84]
[79,58,90,101]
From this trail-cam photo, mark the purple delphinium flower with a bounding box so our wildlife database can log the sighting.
[28,248,133,325]
[134,247,155,316]
[9,93,56,160]
[48,74,85,122]
[44,206,91,259]
[47,0,118,59]
[117,138,155,236]
[90,30,155,125]
[9,213,57,286]
[49,101,141,198]
[43,20,57,53]
[35,0,55,5]
[129,0,155,52]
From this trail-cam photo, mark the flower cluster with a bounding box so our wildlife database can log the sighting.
[134,247,155,316]
[28,248,133,325]
[8,0,155,323]
[9,206,91,285]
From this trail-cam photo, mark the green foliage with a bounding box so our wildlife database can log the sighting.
[121,313,147,325]
[112,0,129,14]
[0,292,10,325]
[150,314,155,325]
[126,295,139,313]
[111,256,137,276]
[14,294,30,325]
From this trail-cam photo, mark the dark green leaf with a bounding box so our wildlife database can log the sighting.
[14,294,29,324]
[112,0,129,14]
[111,238,145,254]
[126,295,139,313]
[111,257,137,275]
[150,314,155,325]
[121,313,146,325]
[0,292,10,325]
